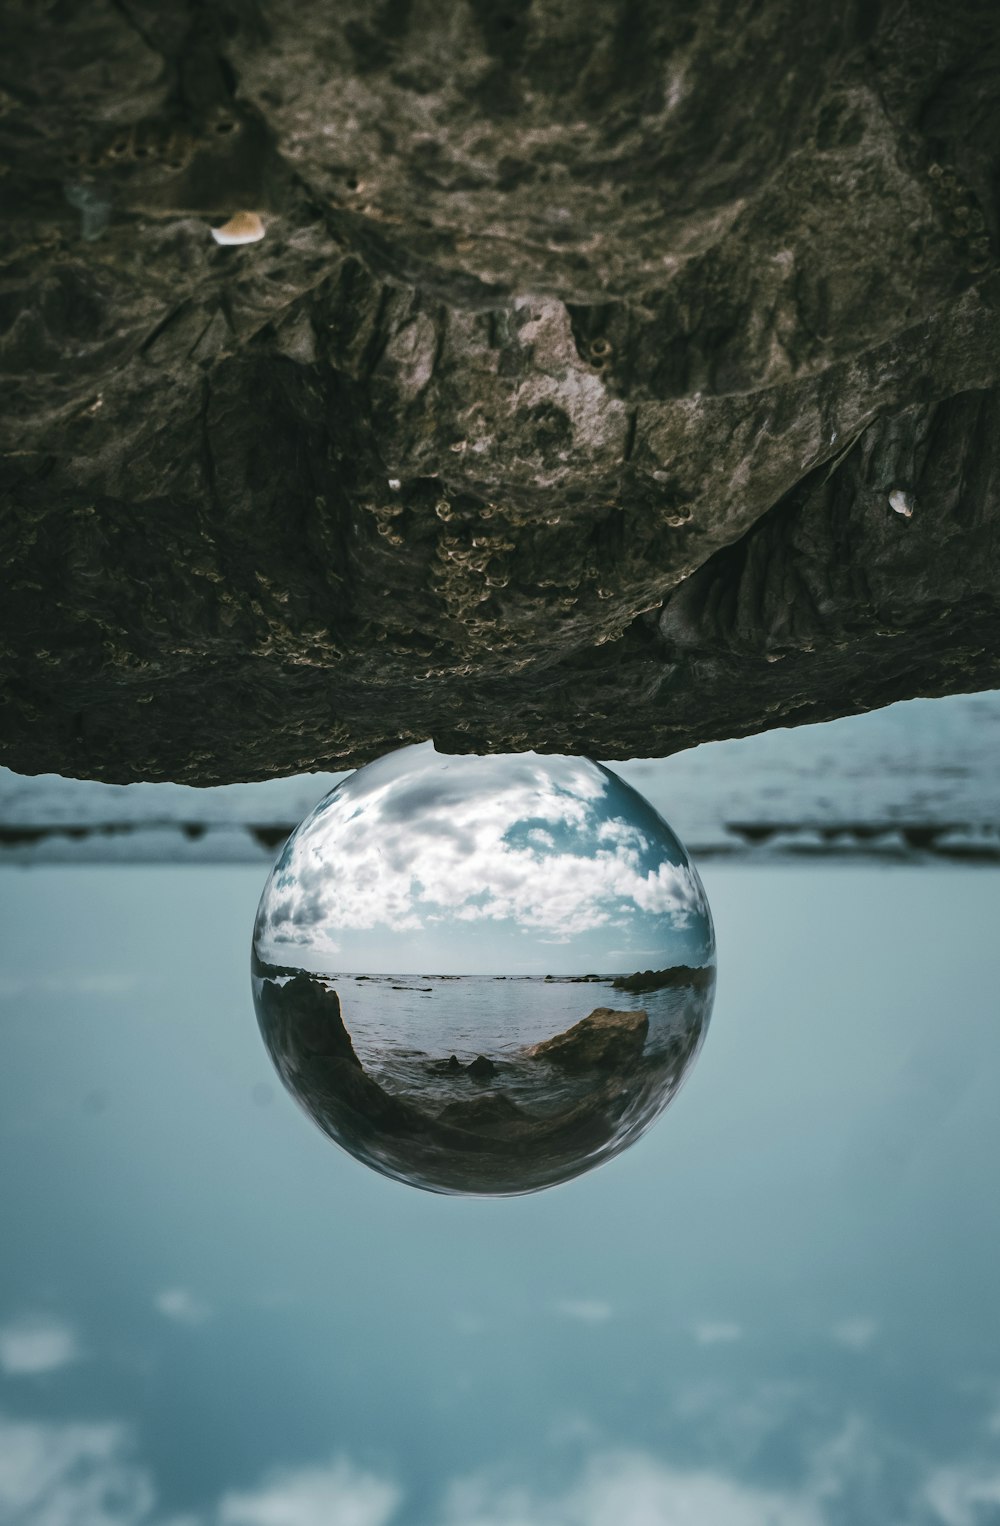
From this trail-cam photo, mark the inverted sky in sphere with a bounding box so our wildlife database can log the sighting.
[254,744,715,975]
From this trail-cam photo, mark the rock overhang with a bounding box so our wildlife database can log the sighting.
[2,0,999,782]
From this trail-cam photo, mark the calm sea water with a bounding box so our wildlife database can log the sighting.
[254,971,713,1192]
[320,974,695,1067]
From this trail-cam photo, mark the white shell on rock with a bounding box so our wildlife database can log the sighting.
[889,488,915,517]
[211,211,266,246]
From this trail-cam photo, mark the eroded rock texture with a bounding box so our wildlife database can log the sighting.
[2,0,999,781]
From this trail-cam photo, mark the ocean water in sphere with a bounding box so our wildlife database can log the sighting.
[251,744,716,1194]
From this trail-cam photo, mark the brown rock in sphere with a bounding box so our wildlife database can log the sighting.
[528,1008,649,1074]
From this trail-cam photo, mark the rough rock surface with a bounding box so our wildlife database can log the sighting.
[528,1007,649,1072]
[3,0,1000,782]
[259,971,362,1069]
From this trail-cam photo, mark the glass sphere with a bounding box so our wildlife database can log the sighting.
[252,744,715,1195]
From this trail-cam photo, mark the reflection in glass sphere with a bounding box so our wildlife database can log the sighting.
[251,744,716,1195]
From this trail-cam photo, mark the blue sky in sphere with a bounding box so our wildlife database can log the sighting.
[255,744,715,975]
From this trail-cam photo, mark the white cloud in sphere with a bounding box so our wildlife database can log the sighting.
[257,747,711,962]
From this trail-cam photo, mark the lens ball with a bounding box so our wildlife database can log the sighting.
[252,744,715,1194]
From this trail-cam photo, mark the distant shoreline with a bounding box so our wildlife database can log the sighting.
[252,953,715,986]
[3,817,999,866]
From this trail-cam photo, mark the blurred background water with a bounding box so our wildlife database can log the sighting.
[2,690,1000,864]
[1,693,999,1524]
